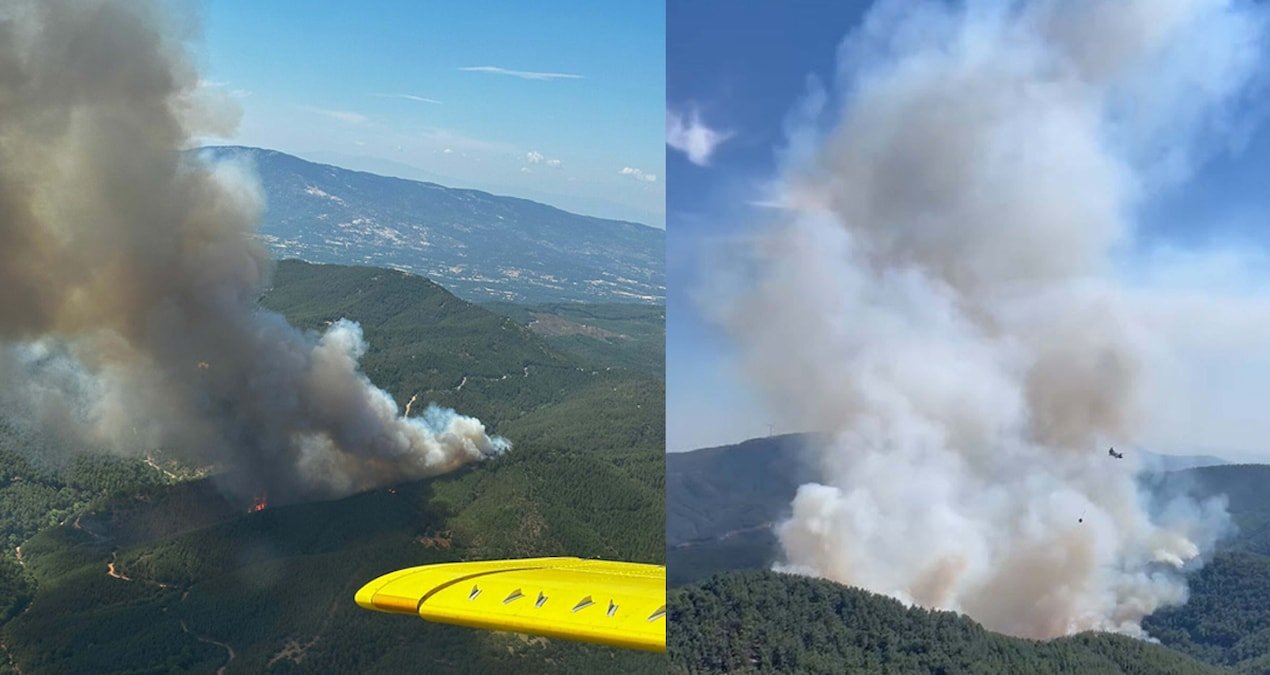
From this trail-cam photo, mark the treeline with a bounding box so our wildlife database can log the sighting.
[669,571,1228,674]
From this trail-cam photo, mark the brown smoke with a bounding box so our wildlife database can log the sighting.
[0,0,507,501]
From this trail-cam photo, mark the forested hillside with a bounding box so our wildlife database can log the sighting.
[484,301,665,377]
[669,571,1227,674]
[0,261,665,674]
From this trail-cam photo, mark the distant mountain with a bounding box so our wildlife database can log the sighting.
[1139,450,1231,472]
[301,150,666,228]
[667,433,817,548]
[198,146,665,305]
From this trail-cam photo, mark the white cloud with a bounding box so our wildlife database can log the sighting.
[520,167,532,173]
[372,93,442,104]
[459,66,583,81]
[300,106,368,124]
[442,148,453,154]
[667,106,733,166]
[619,167,657,183]
[526,151,564,169]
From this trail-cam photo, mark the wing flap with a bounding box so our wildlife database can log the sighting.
[355,557,665,652]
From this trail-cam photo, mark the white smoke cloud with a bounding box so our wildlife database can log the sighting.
[703,0,1268,639]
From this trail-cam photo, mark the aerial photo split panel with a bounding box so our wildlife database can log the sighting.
[6,1,1270,674]
[0,0,664,673]
[667,0,1270,673]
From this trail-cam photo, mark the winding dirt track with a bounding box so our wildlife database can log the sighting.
[179,620,236,675]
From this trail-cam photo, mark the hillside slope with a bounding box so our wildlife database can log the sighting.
[0,262,665,674]
[666,434,817,586]
[484,301,665,378]
[669,571,1227,674]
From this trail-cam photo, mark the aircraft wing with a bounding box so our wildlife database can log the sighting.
[355,556,665,652]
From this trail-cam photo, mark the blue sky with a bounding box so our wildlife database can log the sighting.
[666,0,1270,453]
[192,0,664,227]
[667,2,870,451]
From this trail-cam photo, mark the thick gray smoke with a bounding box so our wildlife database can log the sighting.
[0,0,507,501]
[707,0,1266,639]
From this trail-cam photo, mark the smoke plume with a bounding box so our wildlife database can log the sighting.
[707,0,1266,638]
[0,0,507,501]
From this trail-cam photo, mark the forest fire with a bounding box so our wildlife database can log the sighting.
[251,494,268,513]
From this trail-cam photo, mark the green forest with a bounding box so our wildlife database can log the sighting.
[0,260,665,674]
[668,571,1229,675]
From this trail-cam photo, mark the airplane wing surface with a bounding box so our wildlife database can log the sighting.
[355,556,665,652]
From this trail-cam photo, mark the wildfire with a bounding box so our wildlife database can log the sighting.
[250,493,268,513]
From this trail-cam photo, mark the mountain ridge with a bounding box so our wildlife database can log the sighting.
[196,145,665,305]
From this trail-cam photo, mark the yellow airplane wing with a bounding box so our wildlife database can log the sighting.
[355,556,666,652]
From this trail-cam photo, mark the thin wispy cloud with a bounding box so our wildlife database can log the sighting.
[619,166,657,183]
[459,66,583,81]
[372,93,442,104]
[667,106,732,166]
[197,80,250,99]
[419,128,514,154]
[300,106,368,124]
[545,158,562,168]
